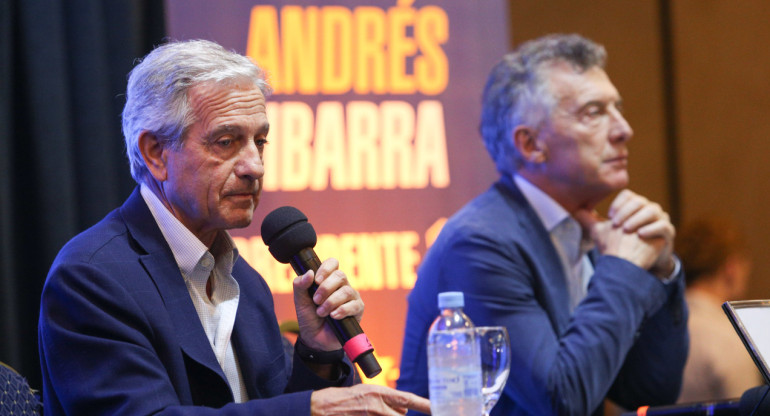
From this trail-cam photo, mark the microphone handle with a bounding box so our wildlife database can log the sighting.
[288,248,382,378]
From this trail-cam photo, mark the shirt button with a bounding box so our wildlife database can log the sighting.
[201,258,212,268]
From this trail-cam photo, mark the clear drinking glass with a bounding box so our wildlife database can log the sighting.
[476,326,511,416]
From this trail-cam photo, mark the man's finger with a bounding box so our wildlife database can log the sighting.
[314,258,340,285]
[293,270,315,292]
[383,390,431,415]
[408,396,432,414]
[607,189,636,218]
[609,195,648,227]
[636,219,674,240]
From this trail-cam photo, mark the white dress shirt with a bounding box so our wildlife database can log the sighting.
[141,185,248,403]
[514,175,594,311]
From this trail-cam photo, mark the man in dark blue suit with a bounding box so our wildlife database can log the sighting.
[398,34,688,415]
[38,39,430,416]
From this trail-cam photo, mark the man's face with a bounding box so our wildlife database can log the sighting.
[161,82,269,244]
[536,62,633,209]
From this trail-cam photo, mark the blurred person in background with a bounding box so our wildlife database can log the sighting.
[676,217,762,403]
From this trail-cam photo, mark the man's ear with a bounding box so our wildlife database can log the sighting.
[513,126,547,164]
[138,131,168,182]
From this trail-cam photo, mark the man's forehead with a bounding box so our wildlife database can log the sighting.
[188,80,264,102]
[188,83,266,116]
[183,82,268,139]
[543,63,618,104]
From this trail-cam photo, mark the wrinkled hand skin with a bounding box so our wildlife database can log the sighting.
[575,189,675,279]
[311,384,432,416]
[293,258,365,352]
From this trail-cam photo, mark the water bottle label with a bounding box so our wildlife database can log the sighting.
[428,367,482,401]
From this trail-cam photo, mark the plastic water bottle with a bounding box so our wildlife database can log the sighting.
[427,291,483,416]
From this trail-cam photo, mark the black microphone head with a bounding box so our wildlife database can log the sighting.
[261,206,317,264]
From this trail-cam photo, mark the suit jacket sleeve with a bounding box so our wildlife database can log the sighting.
[606,265,688,409]
[448,230,688,415]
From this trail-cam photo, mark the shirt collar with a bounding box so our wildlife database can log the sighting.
[140,184,239,277]
[513,174,571,232]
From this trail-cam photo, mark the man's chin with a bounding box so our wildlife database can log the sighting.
[230,219,253,229]
[590,175,629,203]
[222,211,256,230]
[606,171,630,190]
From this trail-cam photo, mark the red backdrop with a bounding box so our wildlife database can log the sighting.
[166,0,507,386]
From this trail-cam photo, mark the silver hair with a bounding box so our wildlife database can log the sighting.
[121,39,271,184]
[479,34,606,174]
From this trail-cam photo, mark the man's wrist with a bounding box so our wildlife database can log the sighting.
[295,337,345,364]
[652,256,681,283]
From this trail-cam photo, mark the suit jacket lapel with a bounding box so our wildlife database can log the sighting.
[230,261,262,400]
[496,176,573,334]
[229,259,289,400]
[119,188,229,384]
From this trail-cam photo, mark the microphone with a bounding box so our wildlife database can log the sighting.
[261,206,382,378]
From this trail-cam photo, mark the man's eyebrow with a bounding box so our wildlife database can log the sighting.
[257,123,270,136]
[205,123,270,141]
[576,97,623,112]
[206,124,241,140]
[575,100,605,112]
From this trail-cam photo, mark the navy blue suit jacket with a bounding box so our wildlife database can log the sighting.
[39,188,352,415]
[397,176,688,416]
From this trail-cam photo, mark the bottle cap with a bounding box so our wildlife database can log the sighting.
[438,291,464,309]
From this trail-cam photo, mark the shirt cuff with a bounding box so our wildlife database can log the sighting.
[660,256,682,284]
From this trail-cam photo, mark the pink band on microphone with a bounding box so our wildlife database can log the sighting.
[343,333,374,360]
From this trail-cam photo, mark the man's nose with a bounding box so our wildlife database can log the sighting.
[610,107,633,143]
[235,141,265,180]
